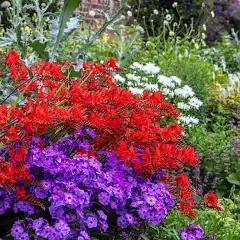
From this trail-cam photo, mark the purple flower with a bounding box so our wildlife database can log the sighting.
[78,231,90,240]
[178,224,204,240]
[86,214,98,228]
[30,218,45,231]
[145,195,157,206]
[117,215,129,228]
[98,192,110,205]
[54,220,70,238]
[11,221,25,239]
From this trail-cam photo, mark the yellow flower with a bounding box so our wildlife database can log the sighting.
[25,26,31,33]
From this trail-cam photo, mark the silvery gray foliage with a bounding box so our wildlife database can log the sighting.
[0,0,128,64]
[0,28,16,47]
[49,15,80,46]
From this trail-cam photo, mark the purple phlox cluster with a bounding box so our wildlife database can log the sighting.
[178,224,204,240]
[0,188,12,215]
[6,126,174,239]
[177,223,217,240]
[11,220,30,240]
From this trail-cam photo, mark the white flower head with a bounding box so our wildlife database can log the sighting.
[114,74,126,84]
[172,2,178,8]
[174,85,194,98]
[1,1,11,8]
[142,63,160,75]
[136,25,144,33]
[129,87,143,95]
[144,83,159,91]
[211,11,215,18]
[166,14,172,21]
[178,115,199,125]
[89,10,96,17]
[188,97,203,109]
[153,9,159,15]
[202,24,207,31]
[127,11,132,17]
[201,33,206,39]
[126,73,141,82]
[162,88,174,97]
[177,102,191,110]
[170,76,182,85]
[132,62,144,70]
[158,75,175,88]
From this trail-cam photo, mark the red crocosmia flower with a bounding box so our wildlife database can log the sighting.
[204,192,223,210]
[9,145,26,163]
[19,64,28,81]
[16,186,26,200]
[174,174,189,188]
[5,50,19,66]
[175,174,196,218]
[9,65,19,81]
[6,126,19,141]
[104,58,121,70]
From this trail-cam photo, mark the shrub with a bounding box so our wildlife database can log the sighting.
[0,130,174,239]
[0,50,209,239]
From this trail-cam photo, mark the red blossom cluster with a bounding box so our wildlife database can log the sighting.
[5,50,28,83]
[175,174,196,218]
[0,50,201,215]
[204,192,223,210]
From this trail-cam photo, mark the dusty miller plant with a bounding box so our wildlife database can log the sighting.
[0,0,128,64]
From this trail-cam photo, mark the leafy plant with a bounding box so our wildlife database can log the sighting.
[0,0,128,62]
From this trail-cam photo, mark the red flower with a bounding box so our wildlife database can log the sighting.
[6,126,18,141]
[104,58,120,70]
[174,174,189,188]
[16,186,26,200]
[5,50,19,66]
[204,192,223,210]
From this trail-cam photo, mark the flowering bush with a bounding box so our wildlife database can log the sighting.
[0,50,221,238]
[0,130,174,239]
[114,62,203,126]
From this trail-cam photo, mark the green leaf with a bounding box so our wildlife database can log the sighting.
[140,234,150,240]
[226,173,240,186]
[51,0,81,60]
[63,66,81,78]
[29,40,49,60]
[55,82,65,97]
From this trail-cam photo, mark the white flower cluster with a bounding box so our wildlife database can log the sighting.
[131,62,160,75]
[114,62,203,126]
[178,115,199,125]
[215,73,240,102]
